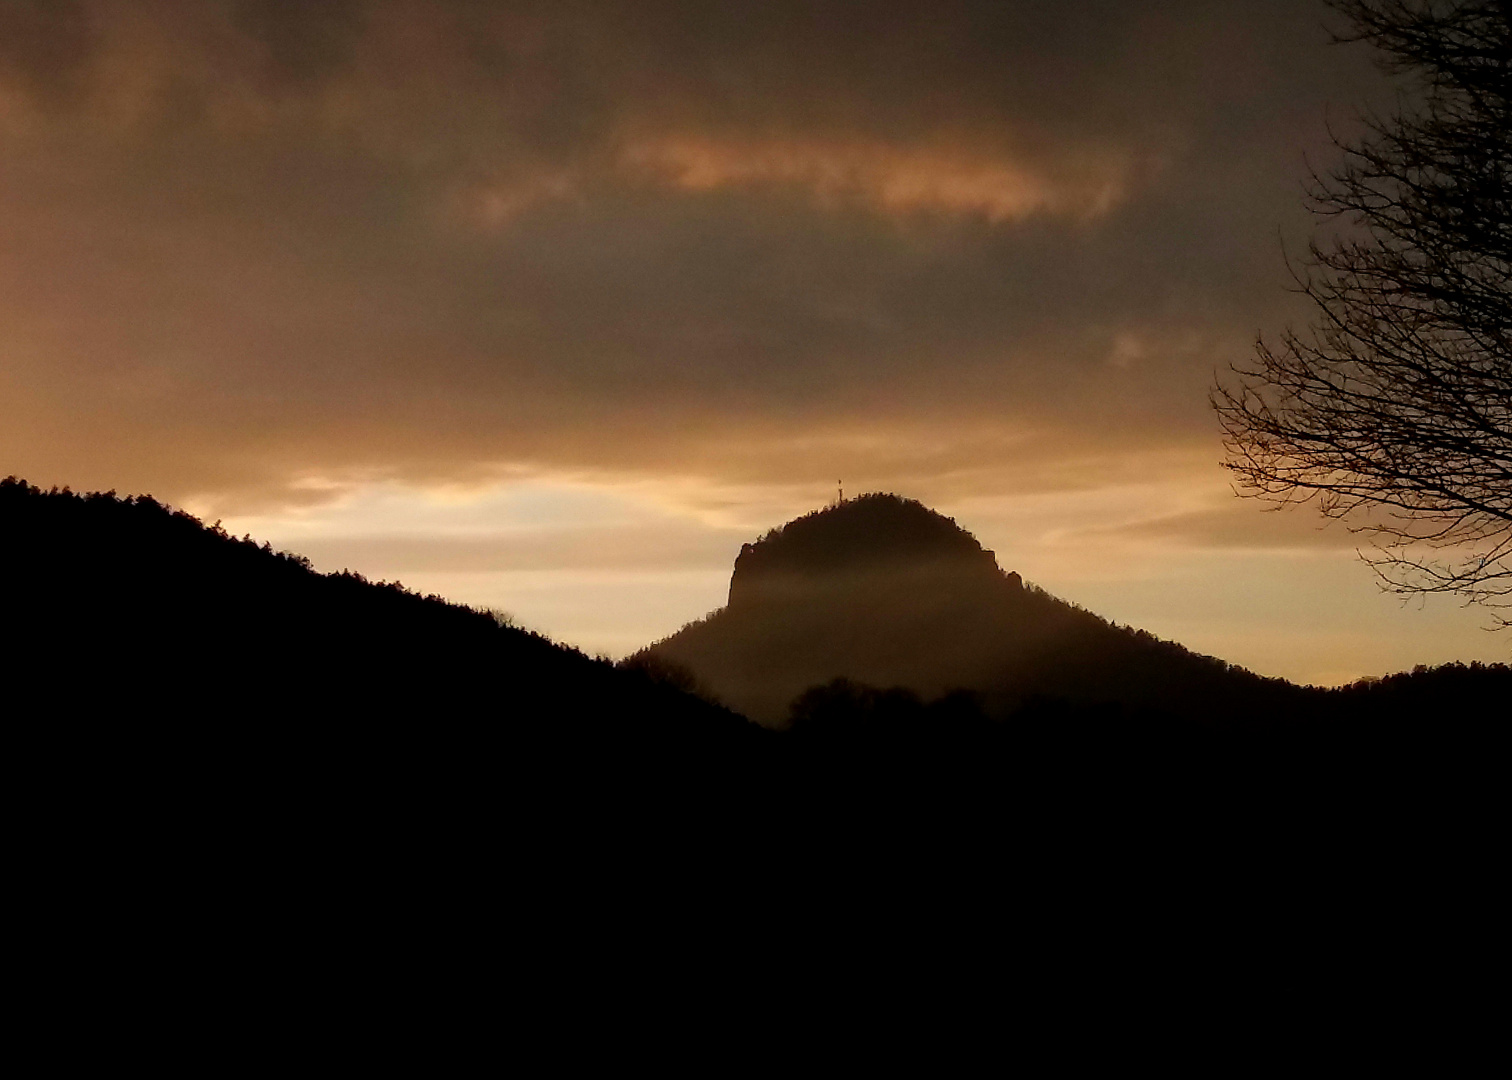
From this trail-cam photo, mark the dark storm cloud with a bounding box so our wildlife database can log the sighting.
[0,0,1392,506]
[230,0,367,84]
[0,1,95,104]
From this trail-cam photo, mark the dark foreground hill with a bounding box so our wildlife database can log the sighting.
[3,478,743,718]
[10,475,1504,791]
[2,476,768,812]
[5,476,1505,1026]
[643,493,1309,725]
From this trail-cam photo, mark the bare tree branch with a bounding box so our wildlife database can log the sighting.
[1214,0,1512,621]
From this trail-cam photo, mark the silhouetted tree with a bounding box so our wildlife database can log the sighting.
[1214,1,1512,618]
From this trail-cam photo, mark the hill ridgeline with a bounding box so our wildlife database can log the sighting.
[641,493,1297,725]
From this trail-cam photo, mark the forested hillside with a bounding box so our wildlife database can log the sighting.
[7,476,1503,838]
[2,477,762,774]
[644,494,1308,725]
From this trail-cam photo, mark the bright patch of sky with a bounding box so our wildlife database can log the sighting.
[211,472,1507,679]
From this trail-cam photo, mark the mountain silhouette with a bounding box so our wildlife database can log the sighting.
[1,476,763,778]
[1,475,801,1001]
[8,475,1505,975]
[640,493,1299,725]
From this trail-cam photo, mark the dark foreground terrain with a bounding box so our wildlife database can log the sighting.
[8,476,1504,815]
[6,477,1505,1023]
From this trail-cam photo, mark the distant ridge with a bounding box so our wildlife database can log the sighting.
[8,475,1508,957]
[642,492,1294,725]
[1,475,757,751]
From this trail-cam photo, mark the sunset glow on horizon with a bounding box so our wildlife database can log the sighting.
[3,0,1504,682]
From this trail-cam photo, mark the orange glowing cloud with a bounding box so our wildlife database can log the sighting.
[619,135,1132,223]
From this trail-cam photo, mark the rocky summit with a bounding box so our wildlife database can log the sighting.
[726,494,1014,607]
[642,493,1277,726]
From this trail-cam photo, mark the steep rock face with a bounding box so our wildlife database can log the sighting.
[722,493,1003,605]
[726,494,1005,607]
[644,493,1276,726]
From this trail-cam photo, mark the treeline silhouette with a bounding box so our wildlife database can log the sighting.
[12,476,1503,799]
[5,483,1499,822]
[3,477,776,864]
[769,661,1504,923]
[783,664,1508,766]
[7,475,1504,1005]
[3,476,755,733]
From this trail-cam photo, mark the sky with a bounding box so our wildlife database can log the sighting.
[2,0,1505,682]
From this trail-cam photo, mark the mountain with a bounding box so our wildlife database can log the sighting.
[2,476,764,778]
[2,475,798,1007]
[8,475,1505,983]
[640,493,1301,725]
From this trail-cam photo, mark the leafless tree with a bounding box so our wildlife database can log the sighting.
[1215,0,1512,621]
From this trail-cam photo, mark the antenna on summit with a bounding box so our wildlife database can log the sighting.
[838,479,844,504]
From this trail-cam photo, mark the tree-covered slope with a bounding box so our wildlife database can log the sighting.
[2,477,758,757]
[643,493,1300,725]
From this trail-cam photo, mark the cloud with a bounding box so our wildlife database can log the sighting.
[619,134,1132,223]
[1071,502,1364,553]
[0,0,1389,516]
